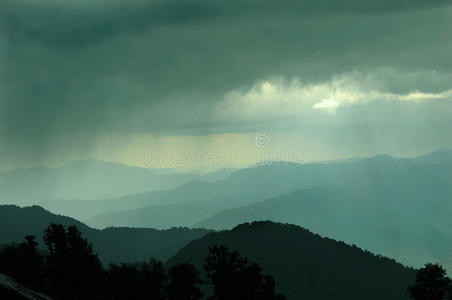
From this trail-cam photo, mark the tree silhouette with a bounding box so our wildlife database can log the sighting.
[166,263,204,300]
[108,263,142,299]
[43,223,105,299]
[408,263,451,300]
[107,259,166,299]
[0,235,44,291]
[141,258,167,300]
[204,245,285,300]
[204,245,247,300]
[19,235,44,290]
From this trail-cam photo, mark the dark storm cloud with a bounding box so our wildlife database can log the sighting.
[0,0,451,166]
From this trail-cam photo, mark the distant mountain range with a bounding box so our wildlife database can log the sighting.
[82,150,452,271]
[167,221,416,300]
[0,159,235,205]
[0,205,211,265]
[85,196,242,229]
[46,149,452,221]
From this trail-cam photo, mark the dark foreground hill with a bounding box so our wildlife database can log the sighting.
[195,186,452,271]
[167,221,416,300]
[0,205,211,264]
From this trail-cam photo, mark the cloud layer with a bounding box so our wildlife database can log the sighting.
[1,0,451,169]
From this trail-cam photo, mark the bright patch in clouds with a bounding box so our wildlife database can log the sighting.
[219,71,452,121]
[313,99,339,110]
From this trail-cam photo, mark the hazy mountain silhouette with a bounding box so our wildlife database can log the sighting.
[38,165,236,220]
[195,186,364,231]
[85,195,252,229]
[84,152,452,226]
[198,168,238,182]
[195,186,452,271]
[412,149,452,164]
[40,155,385,220]
[0,205,211,264]
[0,159,204,205]
[0,159,235,206]
[166,221,416,300]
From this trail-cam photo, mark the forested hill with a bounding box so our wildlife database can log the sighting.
[0,205,211,264]
[167,221,416,300]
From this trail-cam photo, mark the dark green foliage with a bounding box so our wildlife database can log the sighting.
[0,235,44,291]
[408,263,452,300]
[166,263,204,300]
[43,224,105,299]
[107,263,140,299]
[204,245,285,300]
[204,245,247,299]
[107,259,166,300]
[142,259,167,300]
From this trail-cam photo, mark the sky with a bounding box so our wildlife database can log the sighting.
[0,0,451,171]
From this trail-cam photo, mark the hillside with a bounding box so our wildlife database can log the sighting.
[166,221,416,300]
[195,186,452,270]
[0,205,211,264]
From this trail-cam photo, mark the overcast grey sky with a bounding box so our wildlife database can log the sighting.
[1,0,451,170]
